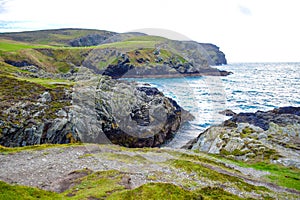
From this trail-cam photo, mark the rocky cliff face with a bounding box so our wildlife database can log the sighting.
[96,48,230,78]
[0,68,192,148]
[199,43,227,65]
[187,107,300,168]
[68,33,117,47]
[95,76,193,147]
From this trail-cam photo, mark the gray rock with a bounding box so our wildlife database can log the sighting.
[94,76,193,147]
[258,133,267,139]
[39,92,52,103]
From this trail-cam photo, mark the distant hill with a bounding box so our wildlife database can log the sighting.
[0,28,117,46]
[0,28,227,76]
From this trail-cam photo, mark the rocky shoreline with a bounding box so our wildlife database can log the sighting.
[185,106,300,168]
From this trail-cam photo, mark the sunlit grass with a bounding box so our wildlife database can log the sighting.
[0,39,50,52]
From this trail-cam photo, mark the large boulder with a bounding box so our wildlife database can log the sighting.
[95,76,193,147]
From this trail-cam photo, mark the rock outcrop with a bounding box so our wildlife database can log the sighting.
[188,107,300,168]
[0,68,192,148]
[199,43,227,65]
[68,33,117,47]
[99,48,231,78]
[95,76,193,147]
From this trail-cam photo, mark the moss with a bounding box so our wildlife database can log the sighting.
[63,170,126,199]
[57,63,71,73]
[170,159,269,193]
[215,155,300,192]
[108,182,203,200]
[199,186,246,200]
[78,153,93,159]
[231,149,251,156]
[100,152,148,164]
[0,143,83,154]
[241,126,255,138]
[174,152,228,169]
[0,180,62,200]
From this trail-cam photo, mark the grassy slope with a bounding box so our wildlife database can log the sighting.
[2,144,291,200]
[0,39,51,52]
[0,28,116,46]
[221,158,300,191]
[0,35,188,73]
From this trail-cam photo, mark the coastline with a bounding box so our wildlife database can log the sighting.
[103,70,232,79]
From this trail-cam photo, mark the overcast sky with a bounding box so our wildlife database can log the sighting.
[1,0,300,63]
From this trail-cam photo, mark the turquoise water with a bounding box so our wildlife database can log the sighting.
[126,63,300,148]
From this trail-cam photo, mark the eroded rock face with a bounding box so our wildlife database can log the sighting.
[95,76,193,147]
[188,107,300,168]
[0,71,192,148]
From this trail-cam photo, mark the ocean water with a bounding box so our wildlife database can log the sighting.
[127,63,300,148]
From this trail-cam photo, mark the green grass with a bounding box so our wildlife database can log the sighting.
[99,152,148,164]
[125,35,168,42]
[1,28,114,46]
[98,40,158,49]
[239,162,300,191]
[0,181,62,200]
[170,159,269,193]
[63,170,125,199]
[0,144,83,154]
[18,77,73,89]
[199,186,246,200]
[0,40,48,52]
[211,154,300,191]
[108,182,202,200]
[0,177,245,200]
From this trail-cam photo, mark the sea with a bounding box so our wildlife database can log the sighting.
[126,63,300,148]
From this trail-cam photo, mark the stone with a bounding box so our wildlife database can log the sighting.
[258,133,267,140]
[187,106,300,167]
[94,76,193,147]
[219,109,236,116]
[39,92,52,103]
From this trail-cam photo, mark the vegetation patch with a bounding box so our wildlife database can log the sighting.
[0,181,61,200]
[99,152,148,164]
[199,186,245,200]
[108,182,202,200]
[63,170,126,199]
[212,154,300,191]
[0,143,83,154]
[241,126,255,138]
[170,159,269,193]
[241,162,300,191]
[0,39,49,52]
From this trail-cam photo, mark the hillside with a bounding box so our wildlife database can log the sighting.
[0,28,228,77]
[0,28,117,46]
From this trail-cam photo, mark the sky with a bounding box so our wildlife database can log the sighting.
[0,0,300,63]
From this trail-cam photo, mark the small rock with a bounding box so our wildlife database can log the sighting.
[57,109,67,117]
[219,109,236,116]
[258,133,267,139]
[39,92,52,103]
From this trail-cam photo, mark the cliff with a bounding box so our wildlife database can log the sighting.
[1,28,228,78]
